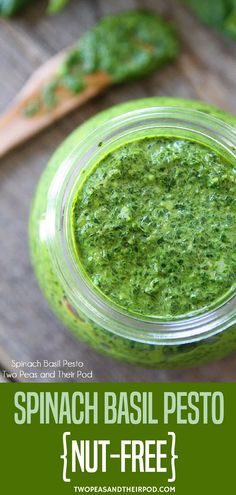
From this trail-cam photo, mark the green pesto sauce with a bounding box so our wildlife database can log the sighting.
[24,10,178,116]
[72,138,236,319]
[63,9,178,84]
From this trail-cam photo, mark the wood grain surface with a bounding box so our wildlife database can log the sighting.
[0,0,236,382]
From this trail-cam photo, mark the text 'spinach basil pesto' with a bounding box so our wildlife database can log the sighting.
[29,97,236,368]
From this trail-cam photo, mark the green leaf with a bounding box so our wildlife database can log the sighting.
[0,0,31,16]
[47,0,69,14]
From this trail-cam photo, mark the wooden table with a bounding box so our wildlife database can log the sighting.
[1,0,236,383]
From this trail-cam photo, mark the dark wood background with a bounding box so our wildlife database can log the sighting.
[1,0,236,382]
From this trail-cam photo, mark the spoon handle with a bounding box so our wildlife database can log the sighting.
[0,50,111,159]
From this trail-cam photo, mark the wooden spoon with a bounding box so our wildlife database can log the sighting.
[0,49,111,159]
[0,10,178,159]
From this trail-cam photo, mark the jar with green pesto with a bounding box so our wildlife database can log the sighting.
[29,97,236,368]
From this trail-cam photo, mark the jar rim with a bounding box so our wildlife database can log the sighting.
[44,105,236,345]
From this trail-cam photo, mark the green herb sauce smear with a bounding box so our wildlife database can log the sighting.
[64,9,178,84]
[72,137,236,318]
[24,10,178,116]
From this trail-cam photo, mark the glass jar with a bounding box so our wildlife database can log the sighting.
[29,97,236,368]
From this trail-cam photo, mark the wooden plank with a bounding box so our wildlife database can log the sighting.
[0,0,236,382]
